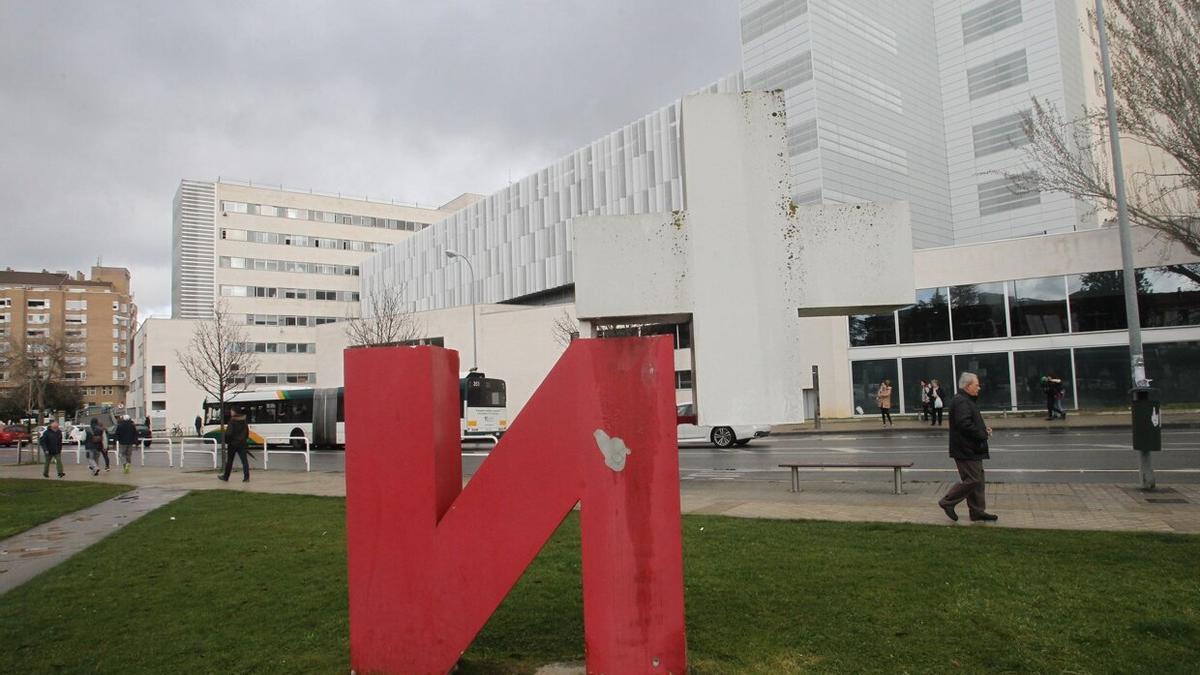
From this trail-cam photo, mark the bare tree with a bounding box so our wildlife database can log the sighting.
[1011,0,1199,254]
[4,331,68,424]
[551,307,579,348]
[344,282,425,347]
[176,300,259,452]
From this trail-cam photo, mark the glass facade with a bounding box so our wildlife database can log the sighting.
[898,287,950,344]
[953,352,1011,410]
[1073,345,1130,408]
[1012,349,1073,410]
[1008,276,1068,336]
[851,359,899,415]
[900,355,954,412]
[1068,271,1128,332]
[1144,341,1200,404]
[849,313,896,347]
[1138,264,1200,328]
[951,282,1008,340]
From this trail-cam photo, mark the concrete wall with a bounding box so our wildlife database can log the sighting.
[128,317,206,433]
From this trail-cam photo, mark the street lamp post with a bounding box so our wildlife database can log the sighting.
[1095,0,1153,488]
[445,249,478,372]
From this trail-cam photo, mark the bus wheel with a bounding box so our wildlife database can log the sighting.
[290,429,306,450]
[711,427,736,448]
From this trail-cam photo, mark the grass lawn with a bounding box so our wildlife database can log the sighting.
[0,491,1197,674]
[0,478,134,540]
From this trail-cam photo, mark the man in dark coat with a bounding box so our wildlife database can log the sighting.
[219,406,251,483]
[40,420,65,479]
[937,372,998,522]
[86,417,109,476]
[114,415,139,474]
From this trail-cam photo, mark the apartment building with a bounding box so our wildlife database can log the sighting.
[133,180,472,429]
[0,266,136,408]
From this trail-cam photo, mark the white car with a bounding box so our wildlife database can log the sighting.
[676,403,771,448]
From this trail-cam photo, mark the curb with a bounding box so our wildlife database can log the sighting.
[772,422,1200,437]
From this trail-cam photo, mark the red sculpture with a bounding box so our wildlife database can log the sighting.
[344,337,686,674]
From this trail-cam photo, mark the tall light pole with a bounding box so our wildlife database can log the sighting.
[1095,0,1153,488]
[445,249,478,372]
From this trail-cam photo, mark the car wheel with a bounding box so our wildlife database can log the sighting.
[711,427,736,448]
[734,439,751,447]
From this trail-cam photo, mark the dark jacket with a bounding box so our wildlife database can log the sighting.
[225,415,250,450]
[40,427,64,456]
[86,422,105,451]
[947,390,989,460]
[115,419,139,444]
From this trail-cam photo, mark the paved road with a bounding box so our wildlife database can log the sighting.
[670,428,1200,484]
[4,428,1196,485]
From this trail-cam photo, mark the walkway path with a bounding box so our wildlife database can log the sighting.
[3,462,1197,533]
[0,486,187,596]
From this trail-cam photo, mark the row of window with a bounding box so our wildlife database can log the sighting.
[594,322,692,350]
[851,340,1200,414]
[219,256,360,276]
[220,200,431,232]
[0,299,130,312]
[220,228,390,253]
[242,314,339,327]
[230,371,316,385]
[233,342,316,354]
[850,264,1200,347]
[219,286,360,302]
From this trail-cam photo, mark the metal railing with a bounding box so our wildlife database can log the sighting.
[178,437,219,469]
[140,438,173,467]
[261,436,311,472]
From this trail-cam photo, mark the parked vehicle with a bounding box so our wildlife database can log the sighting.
[1,425,31,447]
[676,403,771,448]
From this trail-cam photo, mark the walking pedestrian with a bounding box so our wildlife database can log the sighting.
[115,414,139,474]
[219,406,251,483]
[194,414,203,437]
[937,372,998,522]
[85,417,110,476]
[40,420,66,479]
[929,379,946,426]
[918,380,931,421]
[1051,375,1067,420]
[875,379,894,427]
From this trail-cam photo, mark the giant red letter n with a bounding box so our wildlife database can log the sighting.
[345,337,686,674]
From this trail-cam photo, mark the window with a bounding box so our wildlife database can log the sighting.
[851,359,899,415]
[1069,271,1127,332]
[950,282,1008,340]
[26,328,48,339]
[900,356,953,414]
[113,370,126,380]
[966,49,1029,100]
[849,312,896,347]
[66,314,87,325]
[745,50,813,91]
[1008,276,1068,336]
[27,298,49,309]
[221,285,248,297]
[152,401,167,411]
[1013,349,1073,410]
[977,174,1040,216]
[972,111,1030,158]
[1145,341,1200,404]
[954,352,1011,411]
[221,228,248,241]
[65,329,86,338]
[221,200,249,214]
[961,0,1022,44]
[27,313,49,324]
[1073,345,1129,408]
[674,370,693,389]
[0,313,8,324]
[1137,264,1200,328]
[65,299,88,310]
[898,288,950,344]
[0,298,9,307]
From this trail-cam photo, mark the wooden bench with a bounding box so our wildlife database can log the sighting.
[779,462,915,495]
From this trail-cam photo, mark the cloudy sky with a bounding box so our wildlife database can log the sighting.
[0,1,741,317]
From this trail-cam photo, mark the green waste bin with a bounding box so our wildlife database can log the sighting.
[1131,398,1162,453]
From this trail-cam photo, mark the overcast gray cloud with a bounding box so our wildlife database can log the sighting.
[0,0,741,317]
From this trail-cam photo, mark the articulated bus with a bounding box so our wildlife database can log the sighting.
[202,373,507,448]
[202,388,344,448]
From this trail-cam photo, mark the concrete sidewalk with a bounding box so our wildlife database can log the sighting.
[773,409,1200,435]
[4,462,1198,534]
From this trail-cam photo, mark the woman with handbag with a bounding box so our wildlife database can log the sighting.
[929,379,945,426]
[875,380,894,427]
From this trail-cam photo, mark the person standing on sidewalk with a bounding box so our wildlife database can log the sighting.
[929,379,946,426]
[40,420,66,479]
[114,415,139,474]
[938,372,998,522]
[194,414,203,437]
[85,418,110,476]
[875,380,894,427]
[219,406,251,483]
[918,380,931,422]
